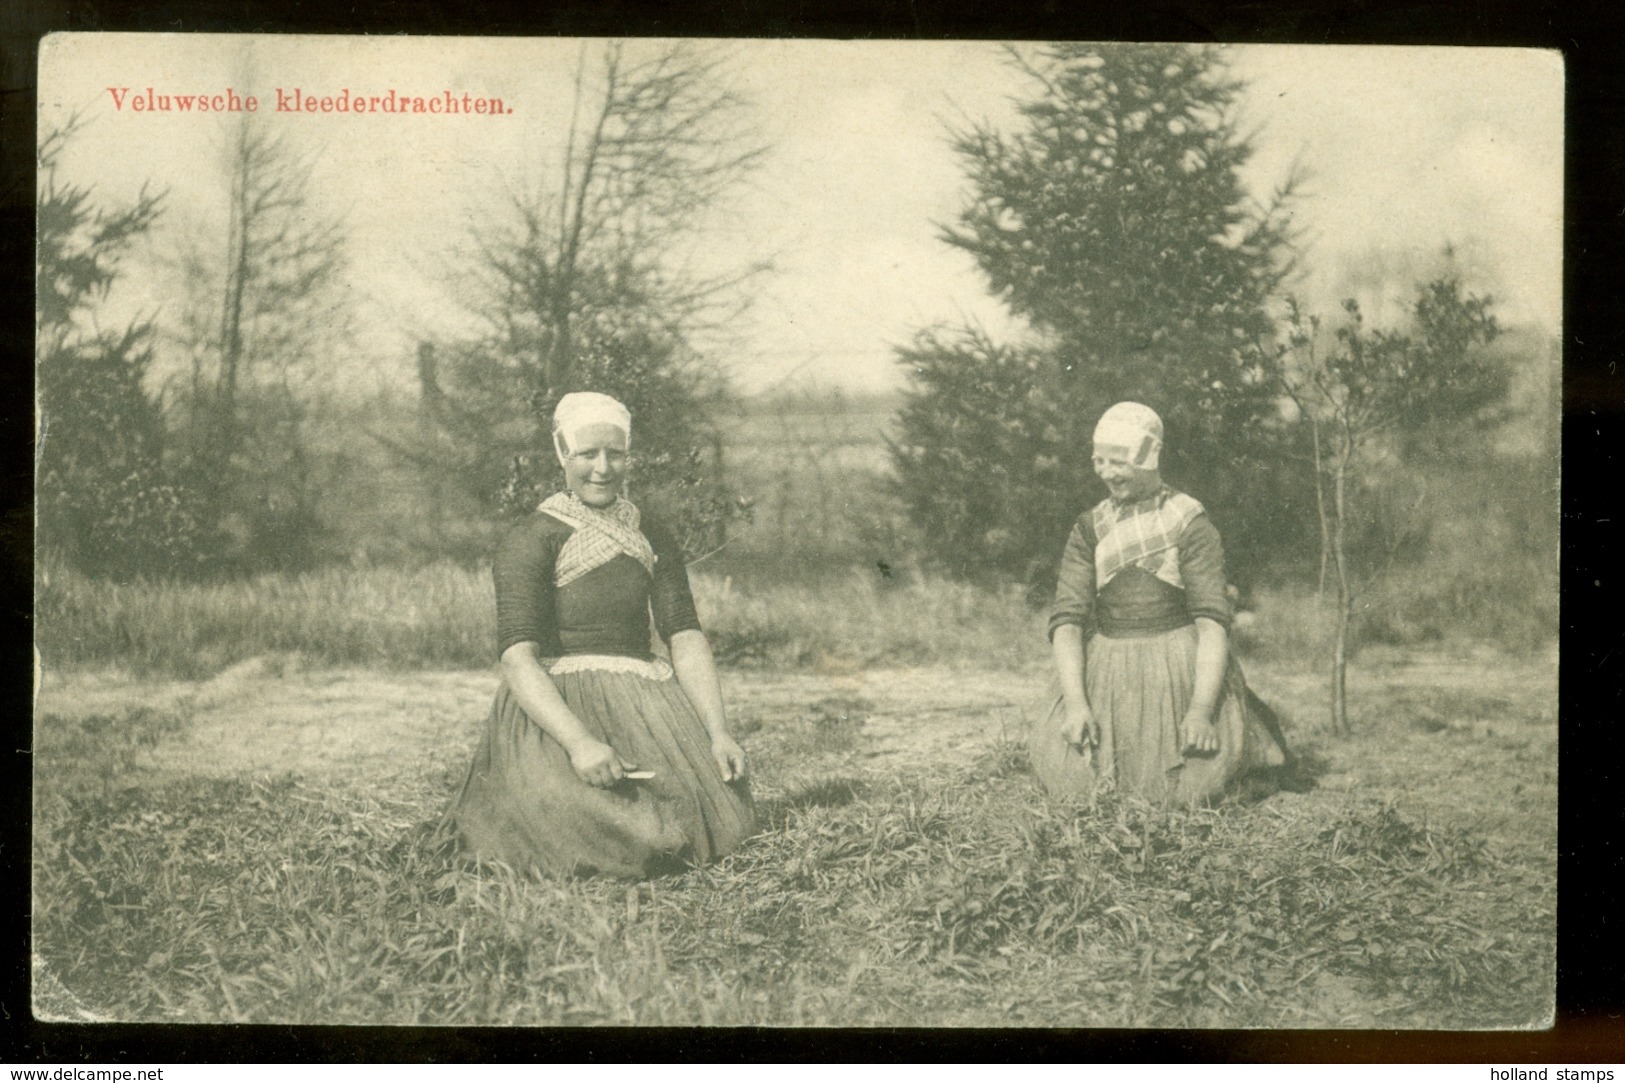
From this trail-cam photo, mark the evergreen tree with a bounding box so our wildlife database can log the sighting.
[36,121,203,579]
[894,43,1306,591]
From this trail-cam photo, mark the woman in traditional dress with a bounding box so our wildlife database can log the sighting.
[442,392,757,878]
[1029,402,1288,806]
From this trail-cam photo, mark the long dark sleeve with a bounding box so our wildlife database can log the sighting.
[1048,516,1098,641]
[1179,513,1233,629]
[645,519,702,642]
[492,519,564,657]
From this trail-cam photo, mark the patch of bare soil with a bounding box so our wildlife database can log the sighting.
[35,655,496,783]
[35,648,1557,854]
[34,657,1050,785]
[723,663,1045,776]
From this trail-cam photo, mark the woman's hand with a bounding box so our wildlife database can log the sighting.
[568,737,628,788]
[1061,703,1100,750]
[711,733,748,783]
[1183,619,1227,758]
[670,631,747,783]
[1180,706,1220,756]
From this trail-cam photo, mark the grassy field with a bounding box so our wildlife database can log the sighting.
[34,561,1041,678]
[33,611,1556,1027]
[32,336,1560,1027]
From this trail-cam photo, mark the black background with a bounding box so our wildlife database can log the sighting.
[4,0,1620,1064]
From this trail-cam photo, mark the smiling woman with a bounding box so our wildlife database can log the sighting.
[1031,402,1290,807]
[439,392,757,879]
[556,419,629,510]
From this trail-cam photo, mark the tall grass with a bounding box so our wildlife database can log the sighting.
[692,571,1040,670]
[35,562,1043,678]
[1239,551,1557,662]
[35,562,497,678]
[37,549,1552,680]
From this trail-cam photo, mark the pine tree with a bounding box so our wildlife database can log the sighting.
[894,43,1306,591]
[37,120,203,579]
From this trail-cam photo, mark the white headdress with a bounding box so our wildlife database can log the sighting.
[552,392,631,462]
[1093,401,1163,471]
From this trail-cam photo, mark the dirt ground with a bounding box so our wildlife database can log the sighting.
[34,647,1557,855]
[32,656,1044,795]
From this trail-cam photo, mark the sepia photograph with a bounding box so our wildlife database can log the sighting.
[33,33,1561,1029]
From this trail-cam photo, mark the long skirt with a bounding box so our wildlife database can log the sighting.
[443,668,757,879]
[1029,624,1287,806]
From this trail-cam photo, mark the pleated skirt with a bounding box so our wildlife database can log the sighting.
[1029,623,1287,807]
[443,668,757,879]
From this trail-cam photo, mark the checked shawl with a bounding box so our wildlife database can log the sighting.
[538,491,657,588]
[1090,487,1205,592]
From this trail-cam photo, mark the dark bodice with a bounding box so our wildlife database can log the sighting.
[1092,567,1198,636]
[1048,493,1232,641]
[493,511,701,660]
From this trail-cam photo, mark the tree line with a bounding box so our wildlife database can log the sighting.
[38,42,758,579]
[39,43,1548,722]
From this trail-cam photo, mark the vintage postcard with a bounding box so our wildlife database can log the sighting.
[34,33,1560,1028]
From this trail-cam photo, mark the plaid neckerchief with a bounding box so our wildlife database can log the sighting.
[538,491,657,588]
[1090,487,1204,591]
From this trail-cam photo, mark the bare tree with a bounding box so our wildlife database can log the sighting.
[1276,279,1502,735]
[168,111,350,570]
[407,41,766,553]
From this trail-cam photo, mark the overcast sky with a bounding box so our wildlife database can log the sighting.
[40,35,1562,395]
